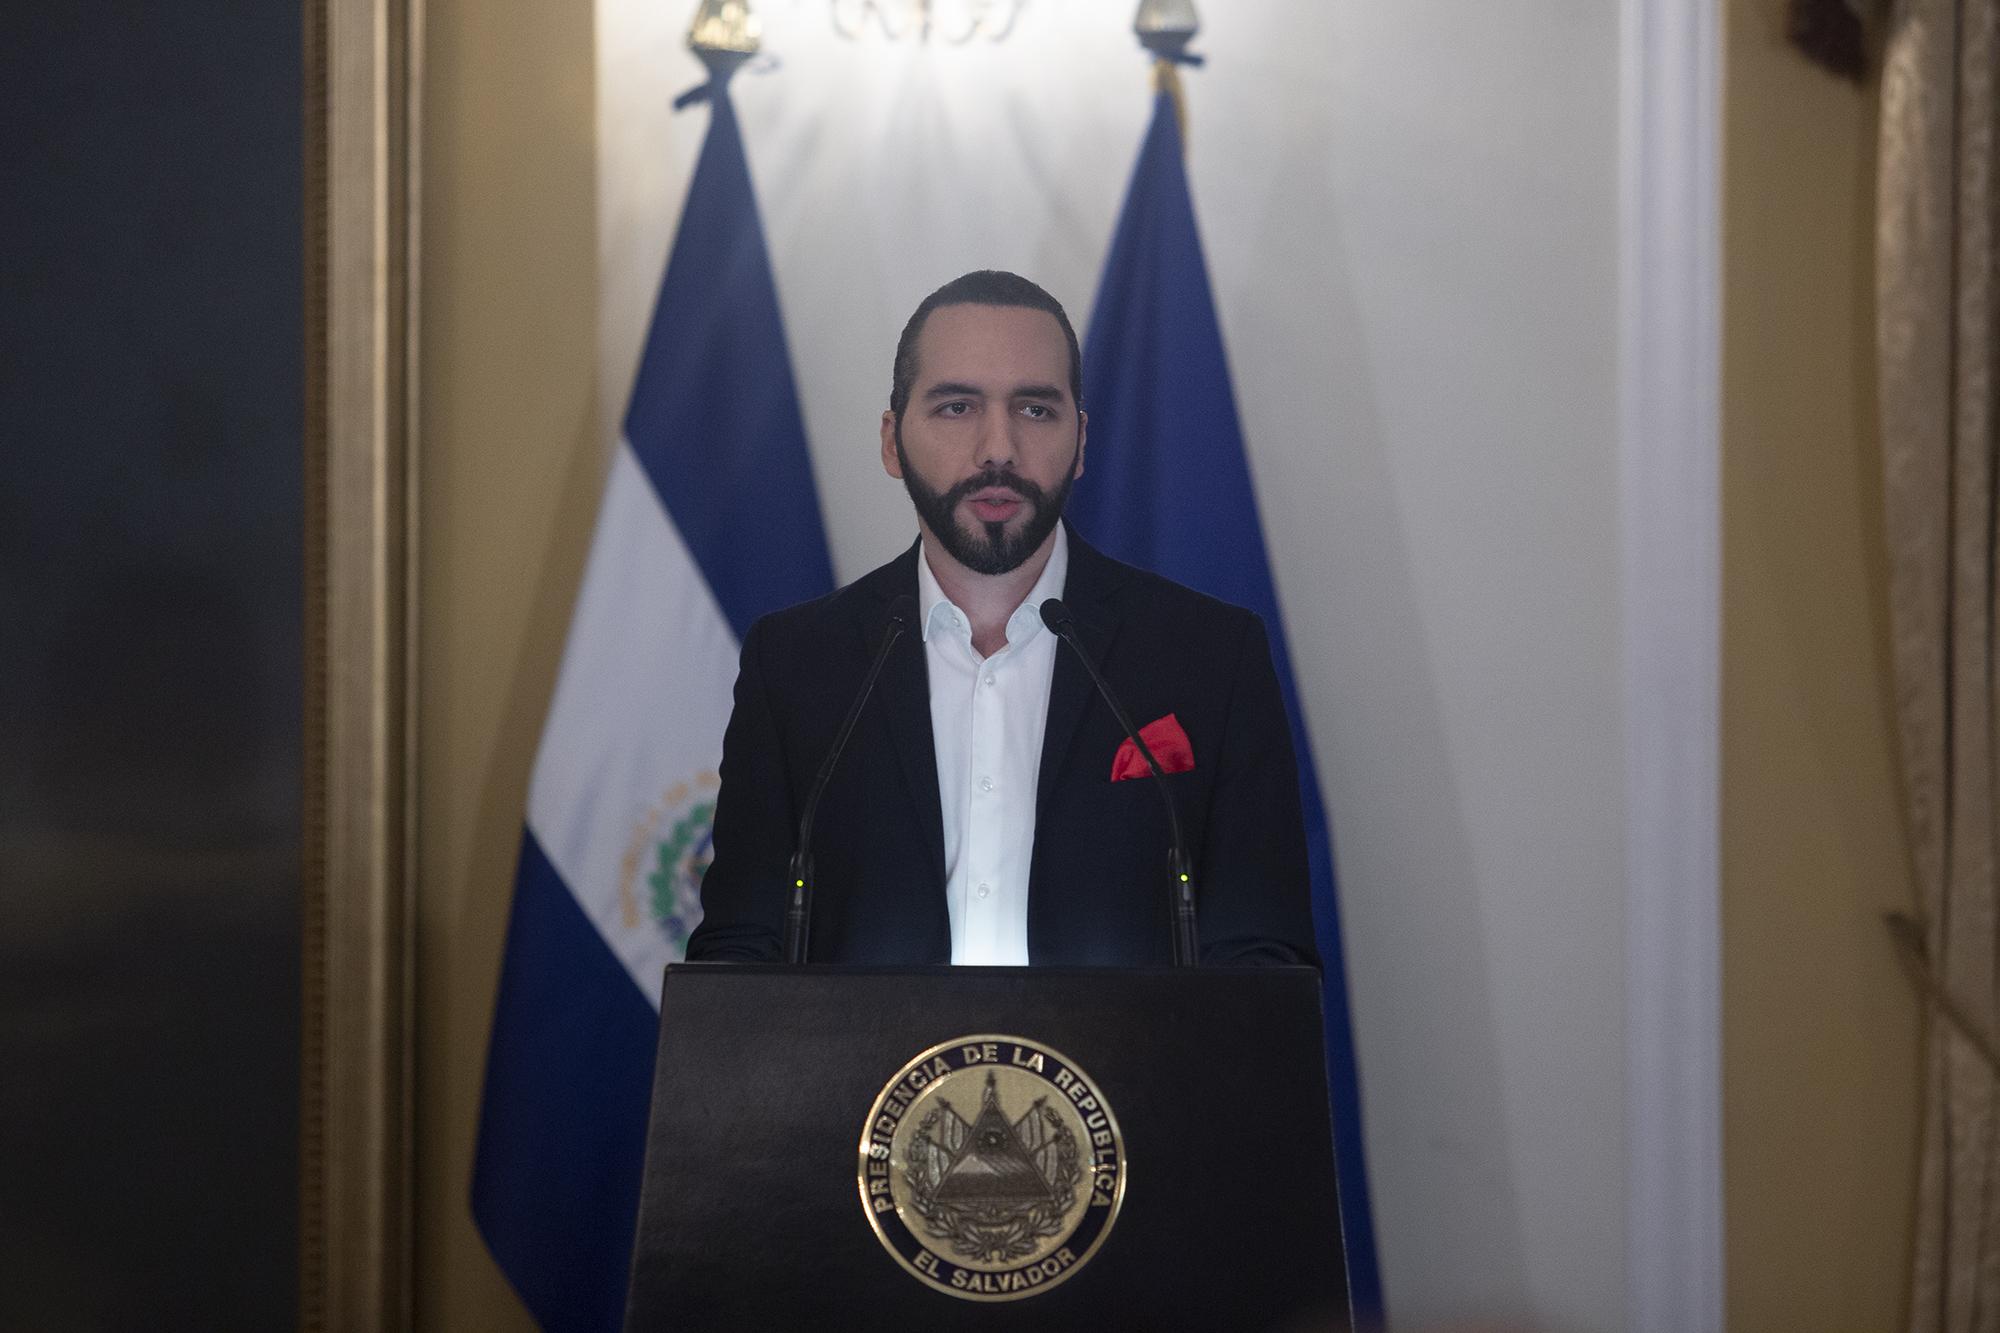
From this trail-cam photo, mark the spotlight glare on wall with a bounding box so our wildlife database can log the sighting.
[829,0,1029,45]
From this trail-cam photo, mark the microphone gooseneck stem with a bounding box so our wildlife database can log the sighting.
[784,599,914,965]
[783,857,810,965]
[1040,598,1200,968]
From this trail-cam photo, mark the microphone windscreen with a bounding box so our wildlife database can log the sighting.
[1039,597,1074,636]
[885,593,918,632]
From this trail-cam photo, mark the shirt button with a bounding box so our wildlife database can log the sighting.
[976,882,991,899]
[979,776,994,792]
[985,674,997,686]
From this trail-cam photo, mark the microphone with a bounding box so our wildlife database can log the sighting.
[1039,598,1199,967]
[784,594,918,964]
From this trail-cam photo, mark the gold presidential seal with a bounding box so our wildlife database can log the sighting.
[857,1035,1126,1301]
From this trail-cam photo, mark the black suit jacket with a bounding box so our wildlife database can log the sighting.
[685,529,1319,966]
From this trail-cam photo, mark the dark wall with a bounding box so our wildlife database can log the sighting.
[0,2,301,1326]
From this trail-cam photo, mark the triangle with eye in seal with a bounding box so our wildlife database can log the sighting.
[933,1072,1054,1206]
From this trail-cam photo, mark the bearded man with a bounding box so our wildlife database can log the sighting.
[686,270,1317,967]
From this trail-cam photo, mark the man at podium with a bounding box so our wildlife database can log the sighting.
[687,270,1318,969]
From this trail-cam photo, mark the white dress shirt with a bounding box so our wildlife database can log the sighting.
[917,526,1069,966]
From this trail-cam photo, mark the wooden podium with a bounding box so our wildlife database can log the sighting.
[623,964,1352,1330]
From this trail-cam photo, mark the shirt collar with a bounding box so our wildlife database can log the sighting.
[917,524,1071,647]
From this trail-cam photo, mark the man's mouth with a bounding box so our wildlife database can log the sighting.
[963,487,1027,523]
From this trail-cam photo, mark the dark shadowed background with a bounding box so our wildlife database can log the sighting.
[0,1,301,1326]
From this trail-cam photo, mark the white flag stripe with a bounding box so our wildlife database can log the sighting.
[527,441,741,1006]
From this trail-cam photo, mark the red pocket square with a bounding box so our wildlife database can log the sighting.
[1111,713,1195,782]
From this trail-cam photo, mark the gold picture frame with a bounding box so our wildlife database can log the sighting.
[302,0,423,1325]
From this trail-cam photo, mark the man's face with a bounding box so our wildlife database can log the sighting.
[881,303,1085,577]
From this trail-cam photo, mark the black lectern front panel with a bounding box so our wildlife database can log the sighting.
[625,965,1350,1331]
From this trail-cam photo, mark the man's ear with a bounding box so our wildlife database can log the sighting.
[1073,411,1087,479]
[880,410,903,479]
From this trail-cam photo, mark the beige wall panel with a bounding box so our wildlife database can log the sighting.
[1722,2,1922,1327]
[415,0,613,1323]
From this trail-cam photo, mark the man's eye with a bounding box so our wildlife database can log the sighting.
[938,401,971,417]
[1021,404,1053,419]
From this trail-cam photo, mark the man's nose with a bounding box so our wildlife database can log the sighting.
[974,408,1017,470]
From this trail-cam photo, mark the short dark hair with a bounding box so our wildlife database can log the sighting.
[889,270,1084,423]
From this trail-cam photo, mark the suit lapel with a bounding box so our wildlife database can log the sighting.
[865,543,947,893]
[1036,530,1129,819]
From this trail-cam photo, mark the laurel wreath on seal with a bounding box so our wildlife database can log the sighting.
[905,1103,1084,1264]
[646,802,714,941]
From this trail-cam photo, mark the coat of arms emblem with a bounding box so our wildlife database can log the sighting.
[858,1035,1126,1300]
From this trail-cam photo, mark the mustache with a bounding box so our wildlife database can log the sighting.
[942,470,1045,508]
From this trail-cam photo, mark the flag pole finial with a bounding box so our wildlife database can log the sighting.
[1133,0,1198,61]
[688,0,761,81]
[1132,0,1197,144]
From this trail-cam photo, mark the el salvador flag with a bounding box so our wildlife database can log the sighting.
[1066,85,1383,1320]
[471,78,833,1331]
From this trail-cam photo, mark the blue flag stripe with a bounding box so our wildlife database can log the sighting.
[621,90,833,640]
[1068,89,1382,1318]
[473,830,661,1333]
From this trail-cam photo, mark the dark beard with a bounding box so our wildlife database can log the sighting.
[894,428,1078,576]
